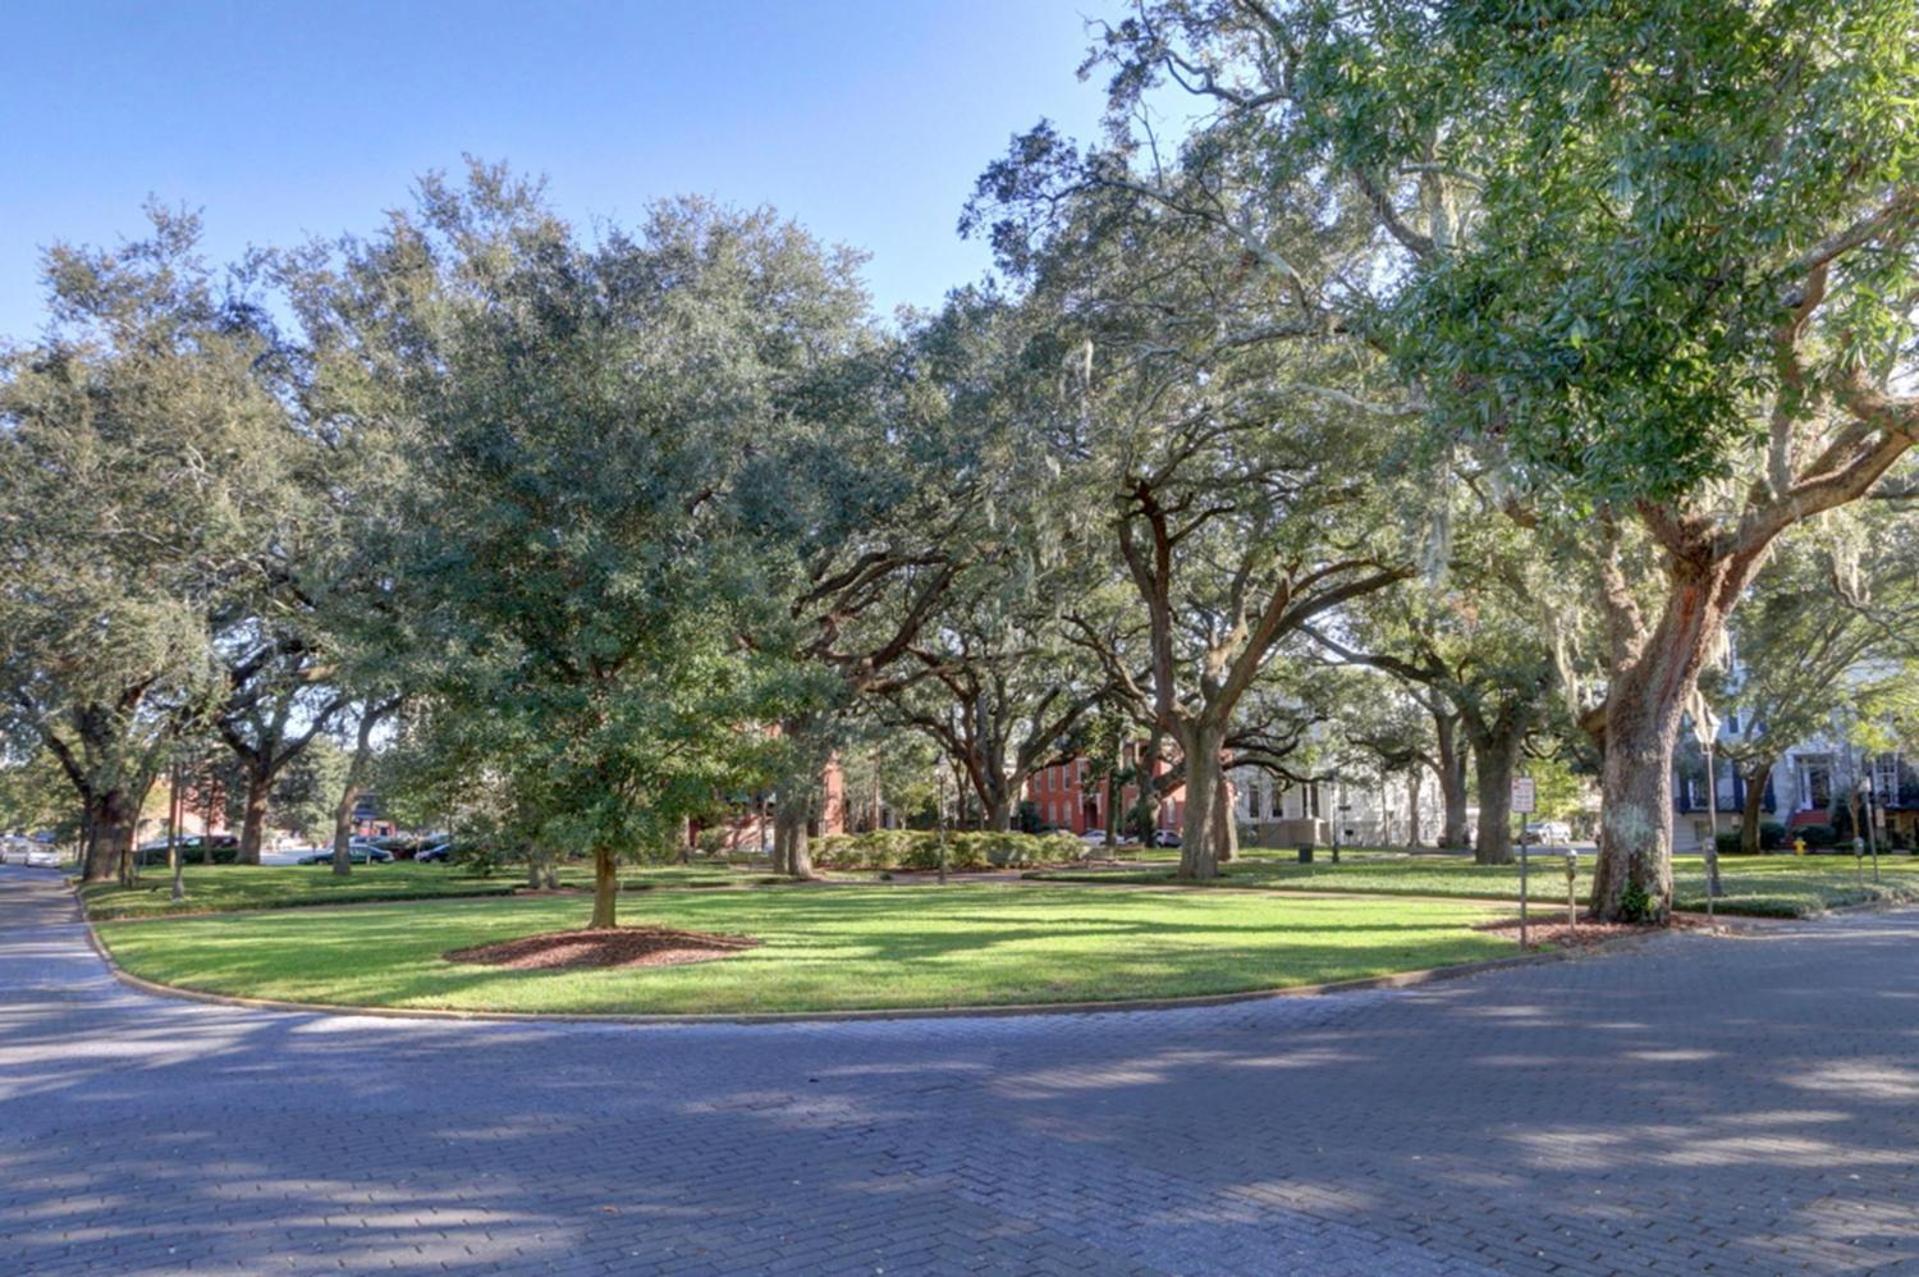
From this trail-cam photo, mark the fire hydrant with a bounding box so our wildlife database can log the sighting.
[1793,835,1807,856]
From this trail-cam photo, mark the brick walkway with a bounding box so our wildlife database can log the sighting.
[1,865,1914,1275]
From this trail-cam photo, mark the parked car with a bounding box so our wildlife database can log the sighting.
[1520,820,1573,846]
[1078,829,1114,846]
[413,840,453,863]
[1147,829,1182,848]
[295,845,393,865]
[1,837,60,867]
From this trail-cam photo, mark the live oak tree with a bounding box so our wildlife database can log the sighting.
[0,210,295,881]
[877,305,1116,834]
[889,584,1111,833]
[1320,669,1443,851]
[965,186,1413,879]
[1307,518,1575,864]
[1705,510,1918,852]
[740,288,1029,876]
[298,167,846,924]
[1005,0,1918,917]
[215,644,343,864]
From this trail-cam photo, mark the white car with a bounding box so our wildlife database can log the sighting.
[1,839,60,868]
[1521,820,1573,845]
[1078,829,1114,845]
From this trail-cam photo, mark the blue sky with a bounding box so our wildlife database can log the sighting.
[0,1,1119,337]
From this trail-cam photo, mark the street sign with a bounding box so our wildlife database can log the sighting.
[1512,776,1536,815]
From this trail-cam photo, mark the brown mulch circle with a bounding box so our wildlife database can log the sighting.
[444,927,761,971]
[1474,911,1727,949]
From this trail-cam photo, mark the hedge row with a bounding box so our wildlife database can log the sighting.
[813,829,1084,871]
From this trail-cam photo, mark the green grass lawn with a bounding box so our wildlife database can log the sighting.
[92,885,1512,1015]
[79,861,789,921]
[1031,852,1919,917]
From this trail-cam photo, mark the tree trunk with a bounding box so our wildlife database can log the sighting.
[987,788,1014,833]
[114,781,145,887]
[81,789,137,884]
[1213,767,1237,864]
[589,845,618,928]
[1739,761,1771,855]
[772,805,813,879]
[1406,767,1422,850]
[331,704,383,878]
[1471,733,1519,865]
[1589,551,1758,922]
[168,763,186,904]
[1433,714,1470,849]
[1176,722,1225,880]
[238,764,271,866]
[1590,695,1681,921]
[1104,775,1118,849]
[328,784,357,879]
[1138,731,1164,845]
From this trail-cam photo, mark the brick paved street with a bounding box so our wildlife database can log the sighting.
[1,864,1914,1276]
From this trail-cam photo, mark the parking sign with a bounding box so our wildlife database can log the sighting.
[1512,776,1536,814]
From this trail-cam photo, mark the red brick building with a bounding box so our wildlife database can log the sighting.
[1023,744,1190,836]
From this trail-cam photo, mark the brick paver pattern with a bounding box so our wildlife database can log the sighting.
[1,864,1914,1275]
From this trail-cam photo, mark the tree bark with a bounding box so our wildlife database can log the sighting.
[1176,722,1225,880]
[772,805,814,879]
[1470,733,1519,865]
[167,761,185,904]
[1738,760,1772,855]
[328,780,358,879]
[1433,712,1470,849]
[1213,766,1238,865]
[330,700,390,878]
[589,845,618,928]
[81,789,138,884]
[1590,695,1680,921]
[1590,550,1760,922]
[238,765,271,866]
[987,790,1014,833]
[1406,767,1422,850]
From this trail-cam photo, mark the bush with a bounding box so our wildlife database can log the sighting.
[812,829,1081,872]
[1719,821,1787,854]
[134,840,241,866]
[450,841,506,876]
[1795,823,1839,849]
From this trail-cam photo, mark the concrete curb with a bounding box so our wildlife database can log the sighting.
[79,895,1668,1027]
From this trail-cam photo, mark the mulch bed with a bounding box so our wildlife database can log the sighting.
[444,927,761,971]
[1473,911,1726,949]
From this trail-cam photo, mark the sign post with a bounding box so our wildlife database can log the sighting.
[1512,776,1536,949]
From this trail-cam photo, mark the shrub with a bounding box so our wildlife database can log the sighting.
[1796,823,1839,849]
[134,841,240,867]
[1718,821,1787,854]
[812,829,1081,872]
[451,841,506,876]
[1617,880,1654,923]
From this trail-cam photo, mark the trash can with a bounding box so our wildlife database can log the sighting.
[1297,844,1315,864]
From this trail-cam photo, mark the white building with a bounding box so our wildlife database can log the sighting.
[1230,766,1444,849]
